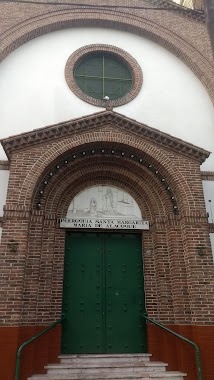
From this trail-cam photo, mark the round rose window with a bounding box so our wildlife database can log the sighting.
[74,53,133,100]
[65,45,143,107]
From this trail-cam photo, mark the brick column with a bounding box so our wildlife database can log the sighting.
[166,216,191,324]
[50,224,65,322]
[151,221,174,323]
[21,214,44,325]
[0,205,30,325]
[143,230,158,318]
[181,213,214,324]
[22,215,65,325]
[35,217,57,325]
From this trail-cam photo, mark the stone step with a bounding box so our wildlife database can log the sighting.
[58,361,159,368]
[59,354,151,365]
[29,373,186,380]
[45,362,168,376]
[28,354,186,380]
[59,354,152,359]
[59,360,153,367]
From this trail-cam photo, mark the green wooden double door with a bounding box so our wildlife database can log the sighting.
[62,232,146,354]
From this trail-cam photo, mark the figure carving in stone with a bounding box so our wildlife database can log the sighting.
[89,197,97,216]
[104,188,117,215]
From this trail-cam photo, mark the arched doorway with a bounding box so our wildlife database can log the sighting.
[61,185,147,354]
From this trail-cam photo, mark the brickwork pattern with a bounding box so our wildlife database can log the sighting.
[0,117,213,327]
[201,171,214,180]
[4,126,204,211]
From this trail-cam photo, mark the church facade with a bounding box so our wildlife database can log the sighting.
[0,1,213,380]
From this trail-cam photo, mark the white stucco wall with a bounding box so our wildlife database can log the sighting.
[0,27,214,170]
[0,170,9,217]
[202,181,214,223]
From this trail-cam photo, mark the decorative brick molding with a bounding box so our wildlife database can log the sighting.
[1,111,210,163]
[201,171,214,180]
[1,122,206,214]
[0,8,213,106]
[36,157,175,219]
[65,44,143,107]
[34,145,178,212]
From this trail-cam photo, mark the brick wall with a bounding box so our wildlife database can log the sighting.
[0,121,213,326]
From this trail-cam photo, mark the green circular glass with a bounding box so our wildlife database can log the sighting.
[74,53,133,100]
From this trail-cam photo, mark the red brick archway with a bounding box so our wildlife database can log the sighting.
[0,114,213,380]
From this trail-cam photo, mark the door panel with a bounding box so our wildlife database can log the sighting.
[61,232,146,354]
[62,232,103,353]
[105,233,146,353]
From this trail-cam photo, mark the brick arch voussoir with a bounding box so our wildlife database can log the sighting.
[42,160,172,219]
[18,131,195,210]
[33,150,174,216]
[0,8,213,104]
